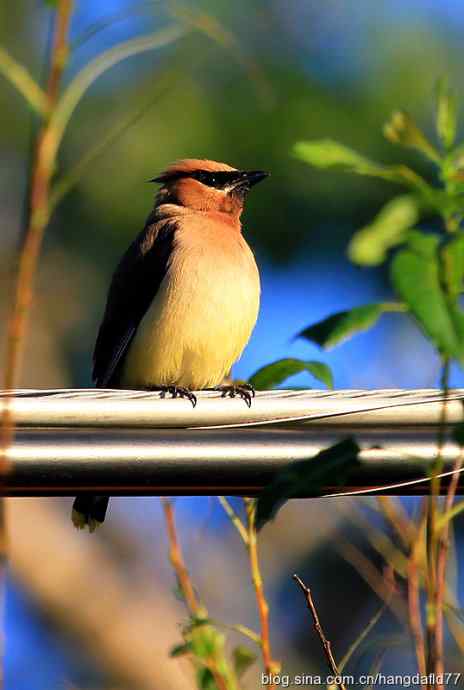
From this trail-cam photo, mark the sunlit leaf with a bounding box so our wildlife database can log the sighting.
[348,195,420,266]
[248,358,333,390]
[232,645,257,678]
[442,235,464,298]
[293,140,391,177]
[383,110,441,163]
[436,77,457,150]
[391,233,464,360]
[256,438,360,529]
[298,303,405,350]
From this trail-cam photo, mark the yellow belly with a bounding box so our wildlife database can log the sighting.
[120,226,260,389]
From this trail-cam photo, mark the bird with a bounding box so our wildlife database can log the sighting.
[72,158,268,531]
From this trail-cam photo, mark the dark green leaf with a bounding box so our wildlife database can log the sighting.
[442,235,464,298]
[256,438,360,530]
[197,668,217,690]
[248,358,333,390]
[298,304,400,350]
[232,645,257,678]
[44,0,58,5]
[170,642,193,657]
[391,234,464,360]
[348,195,420,266]
[436,77,457,150]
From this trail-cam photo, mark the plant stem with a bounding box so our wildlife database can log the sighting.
[434,448,463,688]
[426,358,450,683]
[218,497,249,546]
[244,498,278,682]
[161,498,201,615]
[161,498,236,690]
[407,505,427,684]
[293,574,347,690]
[1,0,74,460]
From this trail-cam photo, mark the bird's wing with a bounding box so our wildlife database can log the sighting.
[92,216,177,387]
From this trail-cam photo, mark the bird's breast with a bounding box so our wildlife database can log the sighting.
[120,220,260,389]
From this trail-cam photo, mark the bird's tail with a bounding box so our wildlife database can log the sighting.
[72,495,110,532]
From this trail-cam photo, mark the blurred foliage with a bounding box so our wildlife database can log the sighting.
[295,84,464,365]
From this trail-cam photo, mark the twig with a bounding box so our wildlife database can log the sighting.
[434,448,464,688]
[338,600,388,673]
[161,498,200,616]
[376,496,416,549]
[1,0,74,462]
[161,499,236,690]
[293,574,346,690]
[407,503,427,684]
[218,497,249,545]
[426,359,450,684]
[337,541,405,623]
[244,499,278,682]
[0,46,48,116]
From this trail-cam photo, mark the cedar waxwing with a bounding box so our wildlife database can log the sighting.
[72,158,268,531]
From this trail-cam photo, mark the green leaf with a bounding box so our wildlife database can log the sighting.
[170,641,192,657]
[383,111,441,163]
[293,140,391,178]
[256,438,360,529]
[248,358,333,390]
[196,668,217,690]
[298,303,404,350]
[442,235,464,298]
[436,77,457,150]
[232,645,257,678]
[348,195,420,266]
[293,140,433,197]
[391,234,464,360]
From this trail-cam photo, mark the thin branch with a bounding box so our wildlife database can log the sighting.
[407,503,427,684]
[376,496,416,550]
[218,497,249,545]
[434,448,464,688]
[0,46,48,116]
[293,574,346,690]
[1,0,74,464]
[244,498,278,680]
[161,498,200,616]
[338,601,387,673]
[337,541,405,623]
[426,358,450,682]
[47,25,186,166]
[161,499,237,690]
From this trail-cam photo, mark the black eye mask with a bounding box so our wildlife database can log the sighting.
[152,169,248,190]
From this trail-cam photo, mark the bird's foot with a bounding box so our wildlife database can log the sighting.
[157,385,197,408]
[215,383,255,408]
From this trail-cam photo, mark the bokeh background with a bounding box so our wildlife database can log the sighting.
[2,1,464,688]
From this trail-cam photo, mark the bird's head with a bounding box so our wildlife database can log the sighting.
[151,159,268,219]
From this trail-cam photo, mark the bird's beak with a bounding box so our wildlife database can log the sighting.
[243,170,269,187]
[227,170,269,195]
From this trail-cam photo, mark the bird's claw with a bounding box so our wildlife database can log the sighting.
[216,383,255,408]
[159,385,197,408]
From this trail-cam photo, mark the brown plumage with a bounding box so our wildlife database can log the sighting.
[73,158,268,531]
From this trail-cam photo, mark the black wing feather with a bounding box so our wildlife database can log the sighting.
[93,215,177,387]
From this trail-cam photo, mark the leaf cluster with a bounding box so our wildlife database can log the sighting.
[293,79,464,363]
